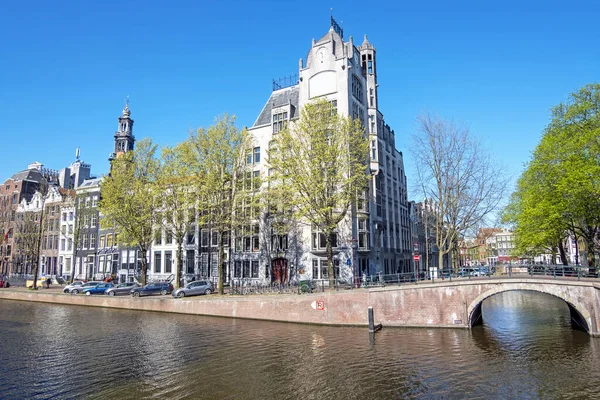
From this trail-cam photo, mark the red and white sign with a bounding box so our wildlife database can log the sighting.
[311,300,325,311]
[413,255,420,261]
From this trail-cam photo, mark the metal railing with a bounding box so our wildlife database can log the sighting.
[359,265,598,287]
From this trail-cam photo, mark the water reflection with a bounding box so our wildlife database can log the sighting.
[1,291,599,399]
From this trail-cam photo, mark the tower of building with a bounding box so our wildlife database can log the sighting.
[109,101,135,162]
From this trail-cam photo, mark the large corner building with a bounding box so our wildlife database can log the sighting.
[242,22,411,283]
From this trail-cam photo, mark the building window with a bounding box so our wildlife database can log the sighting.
[234,261,241,278]
[154,252,161,273]
[352,75,363,103]
[165,251,172,273]
[311,231,337,250]
[243,260,250,277]
[253,147,260,164]
[61,239,66,251]
[329,100,337,114]
[82,235,89,249]
[312,259,340,279]
[90,234,96,249]
[272,112,288,134]
[154,229,162,245]
[99,235,105,248]
[251,261,259,278]
[91,214,97,227]
[87,255,95,274]
[186,250,195,274]
[187,229,195,245]
[166,231,173,245]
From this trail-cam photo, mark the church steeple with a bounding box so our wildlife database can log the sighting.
[109,99,135,162]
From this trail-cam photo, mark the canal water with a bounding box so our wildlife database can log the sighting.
[0,291,598,399]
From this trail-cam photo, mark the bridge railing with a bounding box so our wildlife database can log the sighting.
[359,265,598,287]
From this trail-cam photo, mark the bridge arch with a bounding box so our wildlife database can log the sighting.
[467,283,591,334]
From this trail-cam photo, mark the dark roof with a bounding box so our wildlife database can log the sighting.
[252,85,300,127]
[10,168,46,183]
[78,177,102,189]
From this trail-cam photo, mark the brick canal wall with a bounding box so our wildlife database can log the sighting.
[1,278,599,335]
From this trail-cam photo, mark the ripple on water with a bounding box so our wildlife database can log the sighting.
[1,292,599,399]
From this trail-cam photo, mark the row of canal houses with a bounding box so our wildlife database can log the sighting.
[1,24,432,286]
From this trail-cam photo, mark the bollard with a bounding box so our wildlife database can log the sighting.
[368,306,382,333]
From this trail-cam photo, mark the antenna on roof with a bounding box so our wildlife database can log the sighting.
[75,147,80,161]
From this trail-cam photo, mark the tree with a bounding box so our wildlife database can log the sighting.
[186,115,254,295]
[14,184,48,289]
[99,139,159,285]
[268,99,370,286]
[504,84,600,270]
[412,115,506,274]
[157,141,197,288]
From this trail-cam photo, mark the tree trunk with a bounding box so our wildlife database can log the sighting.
[217,230,224,295]
[140,244,148,285]
[325,231,335,287]
[558,239,568,266]
[176,237,183,288]
[32,206,46,289]
[438,248,444,279]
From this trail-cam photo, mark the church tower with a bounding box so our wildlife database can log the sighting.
[109,101,135,162]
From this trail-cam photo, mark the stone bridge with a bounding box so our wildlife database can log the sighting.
[367,277,600,336]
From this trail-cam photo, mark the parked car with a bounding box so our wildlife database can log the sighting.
[105,282,140,296]
[68,281,103,294]
[82,283,115,296]
[458,268,479,277]
[0,275,10,288]
[63,281,85,294]
[172,280,214,298]
[131,282,173,297]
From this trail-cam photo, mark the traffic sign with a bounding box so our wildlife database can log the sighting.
[311,300,325,311]
[346,259,352,266]
[413,255,420,261]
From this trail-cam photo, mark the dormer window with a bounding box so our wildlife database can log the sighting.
[272,112,288,134]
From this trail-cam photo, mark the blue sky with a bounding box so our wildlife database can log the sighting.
[1,0,598,202]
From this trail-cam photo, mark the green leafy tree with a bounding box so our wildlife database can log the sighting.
[186,115,254,294]
[504,84,600,269]
[157,141,198,288]
[99,139,159,285]
[267,99,370,286]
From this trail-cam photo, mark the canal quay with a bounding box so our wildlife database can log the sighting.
[1,290,600,399]
[1,276,600,336]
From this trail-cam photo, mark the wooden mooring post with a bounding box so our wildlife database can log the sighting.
[368,306,382,333]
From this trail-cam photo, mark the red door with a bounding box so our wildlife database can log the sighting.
[271,258,288,284]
